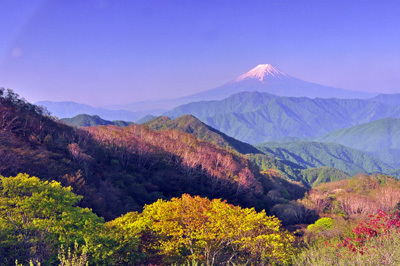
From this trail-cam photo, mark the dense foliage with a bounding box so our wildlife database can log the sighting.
[0,175,295,265]
[129,194,295,265]
[0,174,103,265]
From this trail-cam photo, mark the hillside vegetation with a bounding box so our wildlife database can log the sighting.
[144,115,353,188]
[0,88,307,221]
[145,115,261,154]
[0,174,295,265]
[5,88,400,265]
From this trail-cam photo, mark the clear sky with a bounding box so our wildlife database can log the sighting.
[1,0,400,106]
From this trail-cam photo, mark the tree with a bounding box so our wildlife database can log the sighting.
[87,212,144,266]
[135,194,295,265]
[0,173,103,265]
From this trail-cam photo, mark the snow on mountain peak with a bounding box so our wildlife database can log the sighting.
[236,64,288,82]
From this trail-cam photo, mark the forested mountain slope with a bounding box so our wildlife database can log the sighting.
[255,141,396,177]
[165,91,400,143]
[143,114,353,187]
[0,88,307,221]
[317,118,400,168]
[145,115,261,154]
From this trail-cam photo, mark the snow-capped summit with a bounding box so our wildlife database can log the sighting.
[236,64,289,81]
[113,63,376,113]
[180,63,373,101]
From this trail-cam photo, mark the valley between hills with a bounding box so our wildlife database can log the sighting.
[3,64,400,265]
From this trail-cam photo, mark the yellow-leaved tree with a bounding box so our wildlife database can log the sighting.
[117,194,295,265]
[0,173,103,265]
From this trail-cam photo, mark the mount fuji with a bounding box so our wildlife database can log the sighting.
[180,64,374,101]
[112,64,375,113]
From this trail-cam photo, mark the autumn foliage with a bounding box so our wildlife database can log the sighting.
[338,210,400,254]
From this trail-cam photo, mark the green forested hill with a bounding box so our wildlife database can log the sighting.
[300,167,350,187]
[61,114,132,127]
[164,91,400,143]
[316,118,400,168]
[145,115,261,154]
[255,141,396,177]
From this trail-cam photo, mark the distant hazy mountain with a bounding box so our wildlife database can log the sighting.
[137,115,157,124]
[368,93,400,106]
[316,118,400,168]
[164,91,400,143]
[61,114,132,128]
[36,101,163,122]
[108,64,375,112]
[255,141,396,177]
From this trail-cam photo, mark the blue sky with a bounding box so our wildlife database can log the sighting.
[1,0,400,106]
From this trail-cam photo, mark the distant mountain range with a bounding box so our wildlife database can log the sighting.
[368,93,400,106]
[36,101,164,122]
[165,91,400,143]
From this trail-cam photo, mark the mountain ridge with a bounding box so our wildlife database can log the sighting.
[36,100,164,122]
[61,114,132,128]
[255,140,397,177]
[316,118,400,168]
[164,91,400,144]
